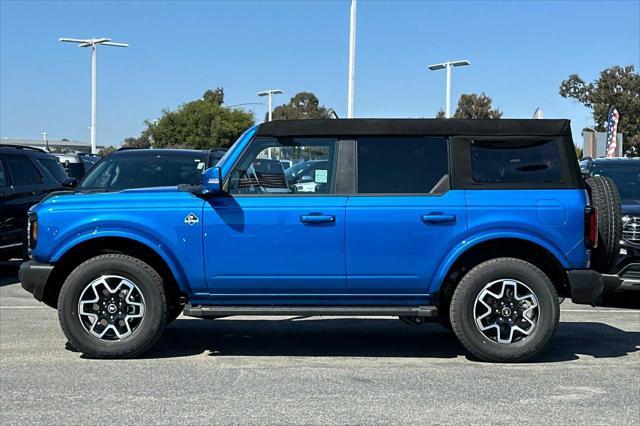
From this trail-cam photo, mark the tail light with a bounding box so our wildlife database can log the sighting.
[584,206,598,249]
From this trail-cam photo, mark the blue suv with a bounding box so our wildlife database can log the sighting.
[20,119,628,361]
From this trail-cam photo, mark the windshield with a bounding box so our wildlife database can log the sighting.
[79,152,207,190]
[591,164,640,204]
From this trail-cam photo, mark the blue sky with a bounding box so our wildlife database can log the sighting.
[1,0,639,147]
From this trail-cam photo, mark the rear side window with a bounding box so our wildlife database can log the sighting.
[5,155,42,186]
[37,158,68,182]
[471,140,561,183]
[357,137,448,194]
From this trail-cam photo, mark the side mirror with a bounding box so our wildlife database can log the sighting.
[62,177,78,188]
[201,166,222,194]
[299,175,314,183]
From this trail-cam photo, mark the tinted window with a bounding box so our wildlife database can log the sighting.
[591,163,640,203]
[228,137,335,194]
[471,140,561,183]
[0,160,6,186]
[37,158,67,182]
[6,156,42,186]
[357,137,448,194]
[79,152,207,190]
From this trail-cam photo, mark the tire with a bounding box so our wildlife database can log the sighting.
[586,176,622,273]
[58,254,167,358]
[450,258,559,362]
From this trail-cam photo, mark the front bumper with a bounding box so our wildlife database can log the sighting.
[20,260,54,302]
[567,263,640,305]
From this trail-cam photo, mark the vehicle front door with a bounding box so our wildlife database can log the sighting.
[345,137,467,298]
[203,137,347,297]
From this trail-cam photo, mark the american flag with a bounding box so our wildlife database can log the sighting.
[605,105,619,157]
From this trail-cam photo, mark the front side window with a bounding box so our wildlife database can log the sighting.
[6,155,42,186]
[471,140,562,183]
[357,137,448,194]
[227,137,336,195]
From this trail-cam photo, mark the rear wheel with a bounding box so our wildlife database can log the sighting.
[586,175,622,273]
[58,254,167,358]
[450,258,559,362]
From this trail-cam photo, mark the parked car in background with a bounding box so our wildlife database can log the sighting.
[0,145,70,260]
[580,157,640,271]
[75,147,227,192]
[284,159,331,193]
[54,152,100,181]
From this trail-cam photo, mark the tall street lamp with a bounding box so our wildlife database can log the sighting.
[60,37,129,154]
[347,0,357,118]
[428,60,470,118]
[257,89,283,122]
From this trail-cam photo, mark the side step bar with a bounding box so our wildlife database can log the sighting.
[183,304,438,318]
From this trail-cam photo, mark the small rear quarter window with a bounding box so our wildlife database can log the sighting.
[471,140,562,183]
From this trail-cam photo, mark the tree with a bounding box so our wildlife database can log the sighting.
[122,133,151,149]
[435,110,446,118]
[560,66,640,155]
[271,92,332,121]
[133,88,255,149]
[98,146,117,156]
[452,93,503,119]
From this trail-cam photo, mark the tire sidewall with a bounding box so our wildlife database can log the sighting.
[451,259,559,362]
[58,255,166,358]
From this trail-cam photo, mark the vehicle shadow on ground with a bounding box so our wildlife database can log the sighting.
[139,318,640,363]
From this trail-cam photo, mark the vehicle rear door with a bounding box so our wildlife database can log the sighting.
[345,137,467,296]
[202,137,347,296]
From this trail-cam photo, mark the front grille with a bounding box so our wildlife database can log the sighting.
[622,216,640,244]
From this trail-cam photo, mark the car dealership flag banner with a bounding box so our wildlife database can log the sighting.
[605,105,619,157]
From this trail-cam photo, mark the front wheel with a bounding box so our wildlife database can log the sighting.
[450,258,559,362]
[58,254,167,358]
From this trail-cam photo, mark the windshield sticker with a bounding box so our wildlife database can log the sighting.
[315,169,328,183]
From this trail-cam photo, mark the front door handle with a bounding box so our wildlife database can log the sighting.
[300,215,336,224]
[421,214,457,224]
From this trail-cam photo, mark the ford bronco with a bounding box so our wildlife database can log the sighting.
[20,119,627,362]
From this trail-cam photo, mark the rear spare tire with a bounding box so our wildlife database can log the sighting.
[586,175,622,273]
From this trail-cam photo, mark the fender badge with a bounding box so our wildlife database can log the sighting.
[184,213,199,226]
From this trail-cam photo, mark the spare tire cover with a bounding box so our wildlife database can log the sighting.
[585,175,622,273]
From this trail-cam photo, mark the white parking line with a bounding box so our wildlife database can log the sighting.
[0,306,47,309]
[563,309,639,313]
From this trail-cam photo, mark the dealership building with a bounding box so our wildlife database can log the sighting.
[0,137,104,153]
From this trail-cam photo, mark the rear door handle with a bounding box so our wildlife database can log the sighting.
[421,214,457,224]
[300,215,336,224]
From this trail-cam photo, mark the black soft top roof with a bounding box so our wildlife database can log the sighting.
[255,119,572,138]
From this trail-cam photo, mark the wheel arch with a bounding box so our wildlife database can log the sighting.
[42,236,188,309]
[433,235,570,310]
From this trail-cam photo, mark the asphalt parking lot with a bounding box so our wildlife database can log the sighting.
[1,262,638,425]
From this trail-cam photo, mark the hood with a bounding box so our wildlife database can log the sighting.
[622,202,640,216]
[32,186,192,214]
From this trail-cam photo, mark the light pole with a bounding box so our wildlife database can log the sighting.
[40,132,50,152]
[428,60,470,118]
[60,37,129,154]
[347,0,357,118]
[257,89,283,122]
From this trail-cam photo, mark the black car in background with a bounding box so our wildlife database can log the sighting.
[75,147,226,191]
[53,152,100,181]
[0,145,69,260]
[580,157,640,271]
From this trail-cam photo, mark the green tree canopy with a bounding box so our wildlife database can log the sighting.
[452,93,503,119]
[122,133,151,149]
[560,65,640,155]
[98,146,117,156]
[271,92,332,121]
[137,88,255,149]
